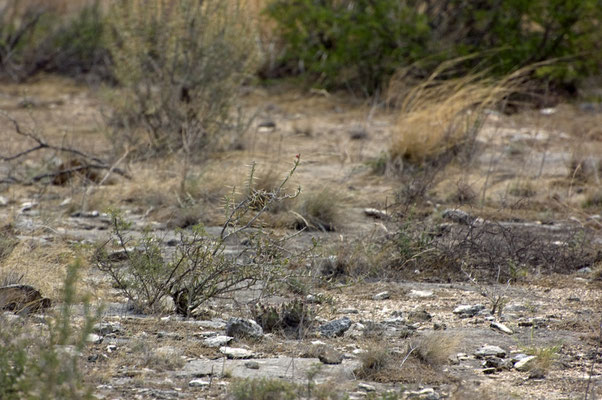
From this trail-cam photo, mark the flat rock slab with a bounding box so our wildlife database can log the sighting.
[176,357,360,384]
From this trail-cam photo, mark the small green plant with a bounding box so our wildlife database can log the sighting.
[0,260,100,400]
[230,378,303,400]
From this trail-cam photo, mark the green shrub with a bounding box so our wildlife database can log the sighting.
[0,1,108,81]
[0,261,99,400]
[105,0,257,156]
[265,0,602,93]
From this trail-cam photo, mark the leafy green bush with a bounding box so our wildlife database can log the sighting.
[265,0,602,93]
[105,0,257,156]
[0,261,99,400]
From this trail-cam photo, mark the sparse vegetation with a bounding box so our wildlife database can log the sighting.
[0,261,99,400]
[296,188,340,231]
[410,332,460,368]
[230,378,303,400]
[104,0,256,156]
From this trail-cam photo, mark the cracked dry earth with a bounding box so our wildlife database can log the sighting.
[0,78,601,399]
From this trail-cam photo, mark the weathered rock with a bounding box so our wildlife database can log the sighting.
[364,208,387,219]
[317,346,343,365]
[514,355,537,371]
[204,335,233,348]
[482,367,497,374]
[320,317,352,338]
[453,304,485,317]
[405,387,440,400]
[189,379,210,387]
[490,321,513,335]
[0,284,52,314]
[0,196,8,206]
[244,361,260,369]
[70,210,99,218]
[475,345,507,359]
[94,322,124,335]
[409,290,434,298]
[372,291,390,300]
[358,383,376,392]
[219,346,254,359]
[86,333,103,344]
[196,319,227,330]
[226,318,263,340]
[483,357,512,370]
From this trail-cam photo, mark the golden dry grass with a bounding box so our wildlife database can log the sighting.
[387,61,532,166]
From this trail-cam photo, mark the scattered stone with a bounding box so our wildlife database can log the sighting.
[358,383,376,392]
[226,318,263,340]
[567,295,580,302]
[19,201,38,213]
[482,367,497,375]
[453,304,485,317]
[189,379,211,387]
[244,361,260,370]
[475,345,507,359]
[490,321,513,335]
[528,368,546,379]
[306,294,322,304]
[197,320,227,330]
[540,107,556,115]
[70,210,99,218]
[94,322,124,335]
[442,209,475,225]
[372,291,390,300]
[433,323,446,330]
[383,316,406,326]
[320,317,352,338]
[405,387,439,400]
[106,345,117,353]
[0,196,8,206]
[339,308,359,314]
[483,357,512,370]
[0,284,52,314]
[87,333,103,344]
[317,346,343,365]
[364,208,387,219]
[204,335,233,348]
[409,290,434,298]
[219,346,255,359]
[257,121,276,131]
[577,267,592,274]
[514,355,537,371]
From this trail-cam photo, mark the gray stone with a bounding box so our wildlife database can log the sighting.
[408,310,432,322]
[490,321,513,335]
[482,367,497,375]
[358,383,376,392]
[475,345,506,359]
[514,355,537,371]
[453,304,485,317]
[405,387,440,400]
[339,308,359,314]
[317,346,343,365]
[219,346,254,359]
[189,379,210,387]
[320,317,352,338]
[86,333,103,344]
[70,210,99,218]
[196,319,227,330]
[244,361,260,369]
[409,290,434,298]
[0,196,8,206]
[226,318,263,340]
[372,291,390,300]
[204,335,233,348]
[177,357,360,383]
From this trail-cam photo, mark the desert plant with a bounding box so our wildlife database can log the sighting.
[265,0,602,92]
[96,157,304,316]
[251,299,313,338]
[356,343,392,379]
[105,0,257,156]
[0,260,99,400]
[230,378,303,400]
[295,188,340,231]
[0,0,108,81]
[410,332,460,367]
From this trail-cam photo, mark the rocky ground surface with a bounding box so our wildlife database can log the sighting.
[0,79,601,399]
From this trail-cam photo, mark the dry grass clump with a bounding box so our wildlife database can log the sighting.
[582,189,602,209]
[567,152,601,185]
[508,179,537,198]
[387,61,529,169]
[410,332,461,367]
[448,180,477,204]
[355,343,392,380]
[295,189,341,231]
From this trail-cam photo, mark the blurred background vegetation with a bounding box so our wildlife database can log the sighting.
[1,0,601,95]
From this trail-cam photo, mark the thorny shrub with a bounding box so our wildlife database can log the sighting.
[95,157,311,317]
